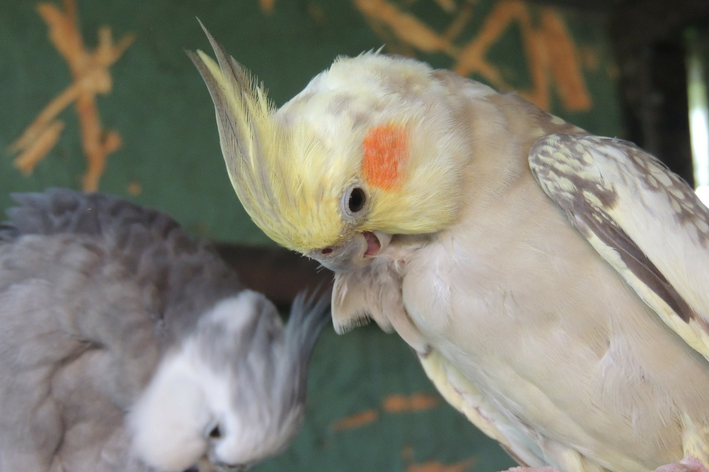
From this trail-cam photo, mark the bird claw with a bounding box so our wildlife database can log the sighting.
[503,467,563,472]
[653,457,708,472]
[501,457,707,472]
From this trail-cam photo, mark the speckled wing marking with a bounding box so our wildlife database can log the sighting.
[529,134,709,360]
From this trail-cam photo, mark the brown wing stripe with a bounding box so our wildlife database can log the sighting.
[570,198,696,324]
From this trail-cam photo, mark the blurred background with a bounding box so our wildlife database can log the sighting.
[0,0,707,471]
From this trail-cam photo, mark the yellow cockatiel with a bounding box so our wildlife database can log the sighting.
[189,23,709,472]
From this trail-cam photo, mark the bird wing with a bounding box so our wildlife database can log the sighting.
[0,188,244,471]
[529,134,709,361]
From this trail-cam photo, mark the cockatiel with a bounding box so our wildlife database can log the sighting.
[190,24,709,472]
[0,188,330,472]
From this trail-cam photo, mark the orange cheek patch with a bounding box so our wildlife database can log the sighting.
[362,123,409,190]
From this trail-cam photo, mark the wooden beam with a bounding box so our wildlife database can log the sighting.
[609,0,706,185]
[214,243,333,306]
[611,0,709,54]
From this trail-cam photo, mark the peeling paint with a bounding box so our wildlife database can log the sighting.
[383,393,440,412]
[8,0,134,191]
[331,409,380,430]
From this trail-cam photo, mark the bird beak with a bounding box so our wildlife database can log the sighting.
[195,459,247,472]
[216,464,247,472]
[194,456,248,472]
[308,231,392,272]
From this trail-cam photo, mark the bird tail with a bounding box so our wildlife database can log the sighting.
[0,188,181,243]
[287,287,332,356]
[283,287,332,401]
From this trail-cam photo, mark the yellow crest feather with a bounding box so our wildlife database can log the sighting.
[188,23,347,252]
[190,23,470,253]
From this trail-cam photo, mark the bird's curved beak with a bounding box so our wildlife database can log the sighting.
[308,231,392,272]
[193,455,248,472]
[215,464,247,472]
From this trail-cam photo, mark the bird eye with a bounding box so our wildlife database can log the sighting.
[209,425,222,439]
[347,187,366,214]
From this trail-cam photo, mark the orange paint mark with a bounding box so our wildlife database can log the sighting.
[383,393,440,413]
[354,0,458,56]
[442,1,474,43]
[259,0,276,15]
[353,0,593,113]
[306,3,326,25]
[127,181,142,196]
[362,123,409,190]
[9,0,134,191]
[453,0,591,112]
[403,448,477,472]
[402,446,416,461]
[539,9,591,111]
[580,46,599,71]
[13,120,65,175]
[407,458,476,472]
[453,0,524,89]
[331,409,380,431]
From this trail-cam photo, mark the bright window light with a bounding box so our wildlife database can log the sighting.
[687,28,709,206]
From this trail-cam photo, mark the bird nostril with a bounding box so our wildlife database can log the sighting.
[321,247,333,255]
[209,425,221,439]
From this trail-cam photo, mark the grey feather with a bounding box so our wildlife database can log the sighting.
[0,188,329,472]
[1,188,243,342]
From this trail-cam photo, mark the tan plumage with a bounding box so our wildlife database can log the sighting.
[190,23,709,472]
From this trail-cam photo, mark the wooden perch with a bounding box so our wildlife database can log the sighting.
[214,243,334,307]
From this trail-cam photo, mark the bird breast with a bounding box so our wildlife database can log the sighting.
[400,171,709,471]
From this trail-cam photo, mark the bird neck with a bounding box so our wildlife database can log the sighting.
[461,93,547,211]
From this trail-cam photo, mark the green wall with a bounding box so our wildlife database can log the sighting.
[0,0,620,244]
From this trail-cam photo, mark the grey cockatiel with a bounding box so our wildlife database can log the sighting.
[189,24,709,472]
[0,188,330,472]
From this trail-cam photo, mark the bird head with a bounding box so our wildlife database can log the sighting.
[189,25,471,271]
[127,289,329,472]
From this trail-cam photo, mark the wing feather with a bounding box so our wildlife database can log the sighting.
[529,134,709,360]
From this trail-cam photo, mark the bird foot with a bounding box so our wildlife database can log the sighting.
[502,457,707,472]
[653,457,708,472]
[504,467,563,472]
